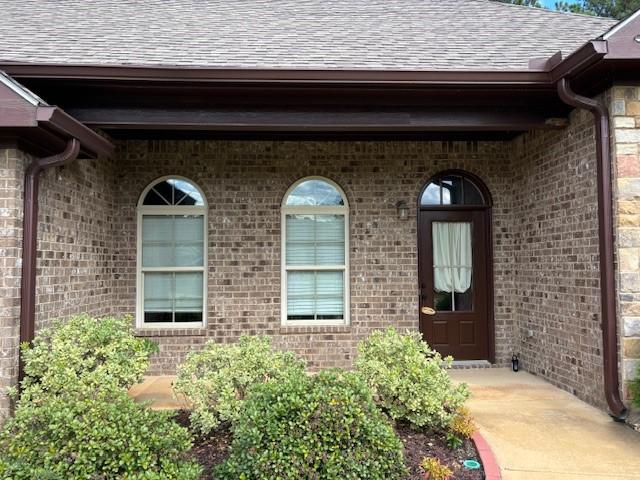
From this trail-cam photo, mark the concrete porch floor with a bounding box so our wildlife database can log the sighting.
[129,369,640,479]
[450,369,640,480]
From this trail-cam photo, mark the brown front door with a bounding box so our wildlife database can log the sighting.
[418,209,490,360]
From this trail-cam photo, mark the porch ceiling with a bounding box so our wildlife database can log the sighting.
[10,75,571,139]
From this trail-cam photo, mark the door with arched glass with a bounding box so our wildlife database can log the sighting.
[418,171,493,361]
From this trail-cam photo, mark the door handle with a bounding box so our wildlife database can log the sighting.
[421,306,436,315]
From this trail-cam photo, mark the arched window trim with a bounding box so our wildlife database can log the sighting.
[281,176,350,326]
[136,176,208,329]
[137,175,208,209]
[418,170,492,209]
[281,175,350,209]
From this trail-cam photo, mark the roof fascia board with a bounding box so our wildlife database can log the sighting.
[602,8,640,40]
[601,8,640,60]
[0,63,552,86]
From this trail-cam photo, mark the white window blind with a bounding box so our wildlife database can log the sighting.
[137,177,207,327]
[282,178,349,325]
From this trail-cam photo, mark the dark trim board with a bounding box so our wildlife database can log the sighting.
[106,130,525,141]
[66,106,568,133]
[0,64,553,85]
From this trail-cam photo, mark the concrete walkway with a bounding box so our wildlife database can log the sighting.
[130,370,640,479]
[128,376,186,410]
[450,369,640,480]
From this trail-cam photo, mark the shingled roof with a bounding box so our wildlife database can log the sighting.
[0,0,618,71]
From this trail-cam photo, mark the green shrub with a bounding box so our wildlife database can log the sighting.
[355,328,469,430]
[173,335,305,433]
[19,314,157,396]
[0,314,199,479]
[0,383,201,480]
[217,370,407,480]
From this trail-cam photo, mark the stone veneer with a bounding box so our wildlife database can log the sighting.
[611,85,640,405]
[0,98,622,417]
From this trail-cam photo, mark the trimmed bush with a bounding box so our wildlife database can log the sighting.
[217,370,408,480]
[0,384,201,480]
[19,314,157,395]
[355,328,469,430]
[0,314,200,480]
[173,335,306,433]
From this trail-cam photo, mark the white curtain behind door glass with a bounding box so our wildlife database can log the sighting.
[432,222,472,293]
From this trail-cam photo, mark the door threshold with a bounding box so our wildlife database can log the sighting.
[449,360,492,369]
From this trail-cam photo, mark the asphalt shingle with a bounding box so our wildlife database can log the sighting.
[0,0,618,71]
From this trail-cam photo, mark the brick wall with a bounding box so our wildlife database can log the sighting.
[34,154,116,330]
[0,147,117,419]
[0,108,615,414]
[511,109,605,409]
[610,86,640,404]
[0,146,27,419]
[113,140,516,374]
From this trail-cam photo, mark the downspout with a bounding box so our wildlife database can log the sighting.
[18,139,81,382]
[557,78,628,421]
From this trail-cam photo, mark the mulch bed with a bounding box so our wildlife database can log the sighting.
[175,410,484,479]
[396,423,483,480]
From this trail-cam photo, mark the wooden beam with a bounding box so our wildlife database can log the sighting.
[68,106,565,132]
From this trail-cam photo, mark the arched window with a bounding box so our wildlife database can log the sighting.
[137,176,207,328]
[420,172,488,207]
[281,177,349,325]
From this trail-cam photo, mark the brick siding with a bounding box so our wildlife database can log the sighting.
[0,146,26,419]
[34,154,116,330]
[512,109,605,409]
[113,140,515,374]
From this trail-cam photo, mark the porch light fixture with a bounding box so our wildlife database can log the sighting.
[396,200,409,220]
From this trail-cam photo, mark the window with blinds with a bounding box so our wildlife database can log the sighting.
[282,178,349,325]
[137,177,207,328]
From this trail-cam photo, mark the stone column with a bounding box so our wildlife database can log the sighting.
[611,87,640,404]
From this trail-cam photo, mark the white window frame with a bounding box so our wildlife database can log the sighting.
[281,176,350,326]
[136,175,208,329]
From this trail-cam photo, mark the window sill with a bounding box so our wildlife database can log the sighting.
[279,325,351,335]
[135,328,207,337]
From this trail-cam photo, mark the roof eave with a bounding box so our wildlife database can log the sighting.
[35,106,114,157]
[550,40,609,81]
[0,73,114,158]
[0,62,553,86]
